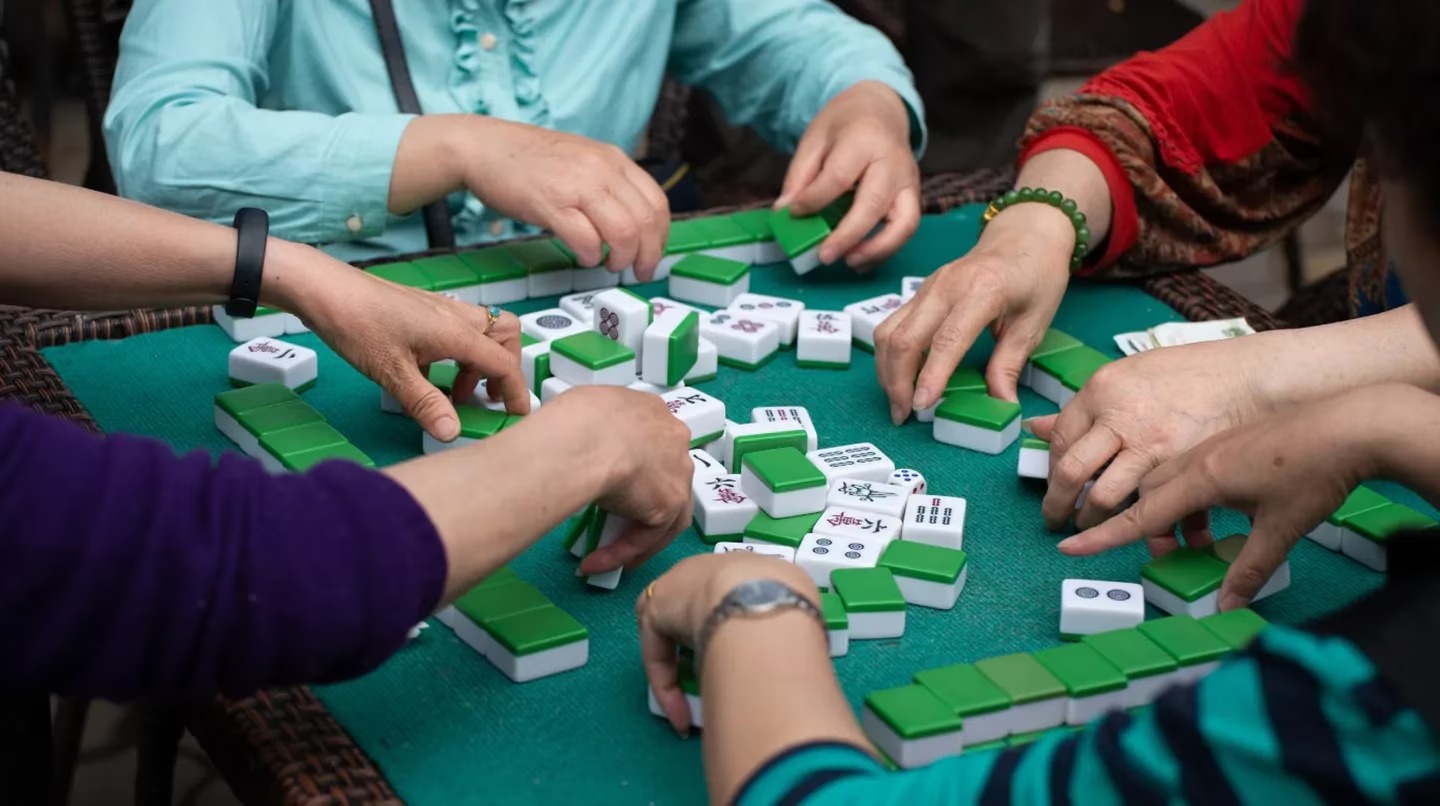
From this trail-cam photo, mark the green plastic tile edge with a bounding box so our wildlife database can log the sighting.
[551,332,636,370]
[878,541,967,584]
[933,392,1021,430]
[692,523,743,546]
[487,605,589,656]
[671,254,750,285]
[743,447,826,493]
[864,685,963,740]
[819,591,848,629]
[690,430,726,449]
[667,312,700,386]
[832,567,906,613]
[281,442,376,472]
[795,359,851,370]
[974,653,1066,704]
[215,383,300,417]
[717,351,779,372]
[259,421,349,459]
[1140,548,1227,601]
[913,663,1011,717]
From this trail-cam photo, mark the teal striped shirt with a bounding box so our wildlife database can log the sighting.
[738,628,1440,805]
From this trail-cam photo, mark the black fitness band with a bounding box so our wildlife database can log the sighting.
[226,207,269,318]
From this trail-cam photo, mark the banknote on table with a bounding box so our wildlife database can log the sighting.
[1114,318,1256,356]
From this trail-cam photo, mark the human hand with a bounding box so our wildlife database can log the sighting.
[1057,388,1390,610]
[539,387,694,575]
[872,205,1073,423]
[279,242,529,441]
[776,81,920,269]
[1028,337,1271,532]
[635,553,818,734]
[458,118,670,280]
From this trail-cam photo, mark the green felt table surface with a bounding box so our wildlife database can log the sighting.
[40,206,1434,804]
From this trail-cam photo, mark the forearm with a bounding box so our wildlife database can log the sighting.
[384,402,611,602]
[0,172,338,316]
[388,115,478,216]
[1363,384,1440,504]
[0,406,445,698]
[1249,306,1440,411]
[701,570,867,803]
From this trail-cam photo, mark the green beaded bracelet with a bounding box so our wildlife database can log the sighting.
[981,187,1092,270]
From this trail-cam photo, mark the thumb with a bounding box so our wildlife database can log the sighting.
[986,328,1037,403]
[1217,512,1296,611]
[1025,414,1060,441]
[397,370,461,441]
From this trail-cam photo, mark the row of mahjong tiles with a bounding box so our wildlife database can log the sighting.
[209,202,854,343]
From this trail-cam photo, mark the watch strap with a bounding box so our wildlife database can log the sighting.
[226,208,269,318]
[695,580,824,673]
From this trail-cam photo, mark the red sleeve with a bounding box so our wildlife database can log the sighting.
[1019,0,1308,271]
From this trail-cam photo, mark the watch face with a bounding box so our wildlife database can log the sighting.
[730,578,789,609]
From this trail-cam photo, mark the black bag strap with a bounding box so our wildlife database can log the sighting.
[368,0,456,250]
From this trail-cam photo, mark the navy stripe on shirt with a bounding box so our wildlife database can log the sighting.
[1260,652,1368,804]
[776,769,867,806]
[1092,710,1169,806]
[978,746,1025,806]
[1153,684,1241,806]
[1047,734,1079,806]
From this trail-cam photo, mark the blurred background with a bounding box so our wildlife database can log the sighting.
[0,0,1341,803]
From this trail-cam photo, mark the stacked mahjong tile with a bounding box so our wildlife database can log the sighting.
[436,567,590,682]
[214,383,374,472]
[862,610,1269,767]
[1139,534,1292,617]
[671,406,971,643]
[1306,485,1438,572]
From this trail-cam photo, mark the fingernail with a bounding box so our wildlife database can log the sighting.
[574,567,587,578]
[1219,592,1249,612]
[436,416,459,442]
[889,404,903,425]
[1057,537,1077,551]
[1021,417,1038,432]
[913,389,935,411]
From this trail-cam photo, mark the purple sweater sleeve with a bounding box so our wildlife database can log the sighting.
[0,403,447,699]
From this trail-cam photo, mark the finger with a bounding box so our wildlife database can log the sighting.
[1043,427,1121,529]
[842,184,921,270]
[630,507,695,570]
[1180,511,1215,550]
[449,332,529,416]
[913,303,996,413]
[776,131,830,210]
[637,613,691,735]
[581,190,642,274]
[1075,448,1153,530]
[452,367,483,405]
[1145,533,1182,557]
[875,295,951,424]
[1218,511,1297,611]
[614,169,667,282]
[397,367,463,442]
[818,164,891,265]
[548,209,606,268]
[1026,414,1059,441]
[787,150,864,219]
[580,508,686,574]
[985,321,1044,403]
[1059,472,1215,556]
[871,301,914,419]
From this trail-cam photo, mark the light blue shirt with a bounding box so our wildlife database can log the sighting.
[105,0,924,261]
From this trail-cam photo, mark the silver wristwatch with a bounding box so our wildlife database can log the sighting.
[695,578,825,672]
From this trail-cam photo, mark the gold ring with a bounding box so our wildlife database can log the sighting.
[483,305,502,337]
[645,582,656,600]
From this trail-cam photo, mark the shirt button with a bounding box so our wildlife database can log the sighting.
[480,32,497,51]
[346,215,364,234]
[489,219,507,236]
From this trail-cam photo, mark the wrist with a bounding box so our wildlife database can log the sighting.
[1347,385,1434,482]
[258,239,336,321]
[979,204,1077,271]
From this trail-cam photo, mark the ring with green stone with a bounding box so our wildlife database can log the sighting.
[484,305,503,336]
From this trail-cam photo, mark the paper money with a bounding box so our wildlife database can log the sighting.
[1114,318,1256,356]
